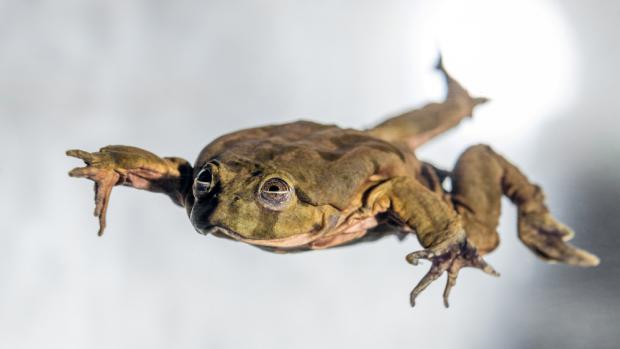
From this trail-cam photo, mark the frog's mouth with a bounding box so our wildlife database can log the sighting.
[196,224,329,248]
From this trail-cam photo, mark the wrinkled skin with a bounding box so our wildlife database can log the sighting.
[67,58,599,308]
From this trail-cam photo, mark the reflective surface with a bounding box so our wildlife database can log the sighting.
[0,1,618,348]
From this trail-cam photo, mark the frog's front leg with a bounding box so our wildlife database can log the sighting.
[368,177,498,308]
[67,146,193,235]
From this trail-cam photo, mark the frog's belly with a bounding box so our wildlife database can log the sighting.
[308,217,379,249]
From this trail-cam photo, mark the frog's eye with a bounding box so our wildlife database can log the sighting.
[258,178,294,210]
[193,165,216,198]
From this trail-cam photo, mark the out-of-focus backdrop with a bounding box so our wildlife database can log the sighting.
[1,1,618,348]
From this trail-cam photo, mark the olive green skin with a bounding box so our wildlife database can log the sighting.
[67,58,599,307]
[187,121,419,250]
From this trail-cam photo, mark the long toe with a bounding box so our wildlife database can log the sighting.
[521,229,600,267]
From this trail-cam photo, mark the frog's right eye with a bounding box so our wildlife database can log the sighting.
[193,165,216,198]
[257,177,294,210]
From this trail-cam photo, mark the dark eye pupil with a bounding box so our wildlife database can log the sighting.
[259,178,292,209]
[194,166,217,199]
[262,179,287,194]
[197,169,212,184]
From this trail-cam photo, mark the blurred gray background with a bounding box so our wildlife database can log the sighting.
[1,0,618,348]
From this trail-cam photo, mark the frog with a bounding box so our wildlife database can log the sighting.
[67,57,599,308]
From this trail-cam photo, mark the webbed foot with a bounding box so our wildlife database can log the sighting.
[67,149,122,236]
[67,146,189,236]
[518,210,600,267]
[406,239,499,308]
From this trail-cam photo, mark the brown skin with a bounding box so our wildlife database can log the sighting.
[67,58,599,308]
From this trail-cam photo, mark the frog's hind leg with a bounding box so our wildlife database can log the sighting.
[451,144,599,266]
[368,56,488,149]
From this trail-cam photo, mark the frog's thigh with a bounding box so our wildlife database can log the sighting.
[450,144,503,254]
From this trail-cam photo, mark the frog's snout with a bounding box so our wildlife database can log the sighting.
[194,224,232,238]
[194,223,245,241]
[189,196,218,234]
[193,225,212,236]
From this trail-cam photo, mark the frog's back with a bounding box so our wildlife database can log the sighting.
[196,121,419,209]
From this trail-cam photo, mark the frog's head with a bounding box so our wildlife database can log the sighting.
[189,158,340,248]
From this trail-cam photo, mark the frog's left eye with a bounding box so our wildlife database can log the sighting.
[193,165,217,199]
[258,178,294,210]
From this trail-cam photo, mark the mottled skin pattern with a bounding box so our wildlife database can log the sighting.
[67,58,599,307]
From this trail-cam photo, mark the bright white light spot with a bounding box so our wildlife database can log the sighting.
[410,0,578,143]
